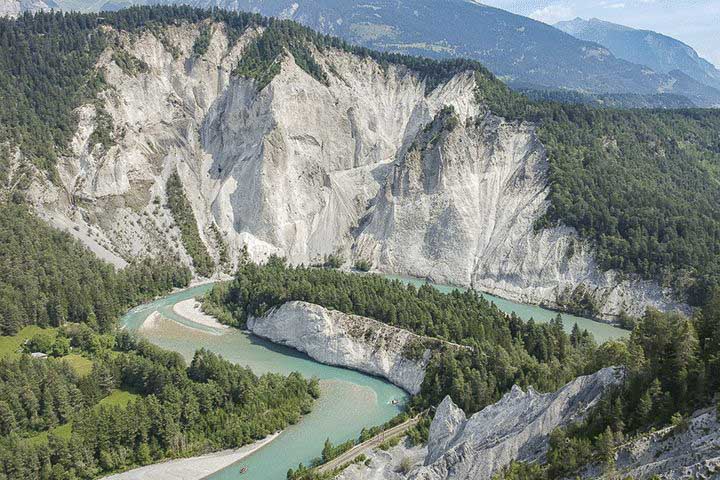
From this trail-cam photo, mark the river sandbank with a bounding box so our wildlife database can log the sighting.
[173,298,228,330]
[138,311,162,332]
[101,433,279,480]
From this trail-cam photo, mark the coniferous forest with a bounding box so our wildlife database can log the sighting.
[1,6,719,304]
[0,203,319,479]
[206,260,720,478]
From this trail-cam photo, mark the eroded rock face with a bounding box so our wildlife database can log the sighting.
[247,301,434,394]
[580,406,720,479]
[27,21,684,318]
[354,109,682,319]
[411,367,624,480]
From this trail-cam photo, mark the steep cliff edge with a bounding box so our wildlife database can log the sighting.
[247,301,446,394]
[408,367,624,480]
[24,19,683,319]
[579,406,720,479]
[354,107,682,319]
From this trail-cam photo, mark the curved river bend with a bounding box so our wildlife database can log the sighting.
[121,279,627,480]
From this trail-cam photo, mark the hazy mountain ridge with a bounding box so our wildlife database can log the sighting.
[556,17,720,93]
[6,12,679,320]
[3,0,719,106]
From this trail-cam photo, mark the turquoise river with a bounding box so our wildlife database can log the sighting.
[120,277,628,480]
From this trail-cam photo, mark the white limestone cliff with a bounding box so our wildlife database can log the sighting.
[409,367,625,480]
[26,20,684,319]
[579,406,720,479]
[247,301,435,394]
[354,109,682,319]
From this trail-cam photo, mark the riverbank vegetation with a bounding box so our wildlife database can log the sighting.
[204,258,597,414]
[208,260,720,479]
[0,203,320,479]
[0,328,319,479]
[0,202,191,335]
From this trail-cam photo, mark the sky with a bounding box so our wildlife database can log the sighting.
[479,0,720,67]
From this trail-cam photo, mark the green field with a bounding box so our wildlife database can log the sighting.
[98,389,140,408]
[62,353,94,377]
[0,326,57,360]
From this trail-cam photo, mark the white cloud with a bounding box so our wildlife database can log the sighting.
[529,4,575,24]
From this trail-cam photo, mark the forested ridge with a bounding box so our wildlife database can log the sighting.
[204,258,598,414]
[475,72,720,306]
[165,172,215,277]
[1,5,718,305]
[0,202,191,335]
[208,261,720,479]
[0,329,318,479]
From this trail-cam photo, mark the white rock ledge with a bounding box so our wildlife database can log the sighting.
[247,301,441,394]
[411,366,625,480]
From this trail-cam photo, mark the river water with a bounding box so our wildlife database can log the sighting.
[121,283,406,480]
[120,277,627,480]
[384,275,628,343]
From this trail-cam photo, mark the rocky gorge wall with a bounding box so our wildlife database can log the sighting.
[339,367,720,480]
[247,301,436,394]
[407,367,624,480]
[25,20,684,319]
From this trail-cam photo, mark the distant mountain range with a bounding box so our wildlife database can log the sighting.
[556,17,720,93]
[2,0,719,107]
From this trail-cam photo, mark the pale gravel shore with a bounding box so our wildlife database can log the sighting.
[101,433,279,480]
[138,311,162,332]
[173,298,228,330]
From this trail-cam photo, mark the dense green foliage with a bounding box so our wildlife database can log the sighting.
[205,259,597,414]
[111,50,149,76]
[474,73,720,305]
[0,203,190,335]
[192,24,213,57]
[0,12,105,178]
[235,20,328,89]
[165,172,215,277]
[492,292,720,479]
[519,88,696,109]
[0,328,319,479]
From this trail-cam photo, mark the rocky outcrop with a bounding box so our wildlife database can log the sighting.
[26,21,684,318]
[409,367,624,480]
[354,108,683,319]
[247,301,436,394]
[579,406,720,479]
[336,438,428,480]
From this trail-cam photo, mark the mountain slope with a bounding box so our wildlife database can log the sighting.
[556,17,720,92]
[411,367,624,480]
[4,7,720,319]
[165,0,720,106]
[4,0,720,106]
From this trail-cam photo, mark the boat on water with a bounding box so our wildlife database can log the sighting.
[240,466,248,475]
